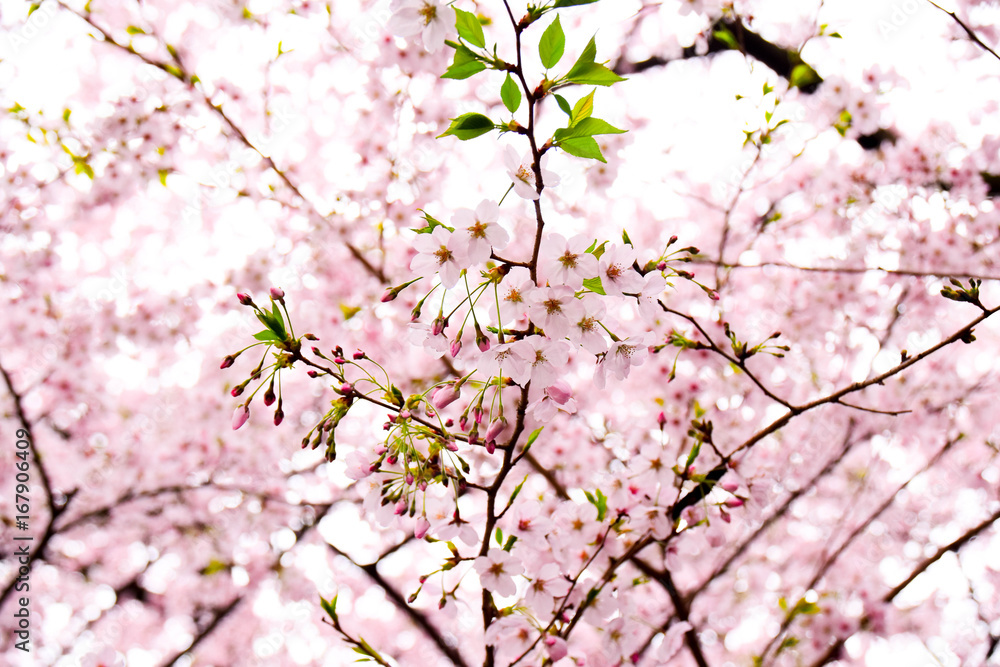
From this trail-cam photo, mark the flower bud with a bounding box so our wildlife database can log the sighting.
[432,384,461,410]
[303,333,318,340]
[232,406,250,430]
[668,235,678,245]
[724,497,744,508]
[269,286,284,300]
[656,261,667,271]
[263,379,276,406]
[476,332,490,352]
[231,382,246,398]
[450,339,462,357]
[484,417,508,444]
[220,355,236,369]
[340,383,353,395]
[414,516,430,539]
[544,636,568,661]
[657,411,667,429]
[353,350,365,360]
[545,379,572,405]
[307,370,318,378]
[273,408,284,426]
[381,287,397,302]
[394,499,407,515]
[431,317,446,336]
[237,292,254,306]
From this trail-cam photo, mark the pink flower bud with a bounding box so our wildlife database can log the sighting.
[303,333,318,340]
[669,235,678,244]
[307,370,318,378]
[231,383,245,397]
[484,417,508,444]
[445,439,458,451]
[269,287,284,300]
[486,440,495,454]
[545,379,572,405]
[237,292,254,306]
[263,383,276,406]
[544,636,568,661]
[445,418,454,428]
[473,407,483,424]
[405,472,414,485]
[720,480,739,493]
[353,350,365,360]
[381,288,397,302]
[220,355,236,369]
[709,290,720,301]
[450,339,462,357]
[431,316,446,336]
[476,333,490,352]
[657,411,667,428]
[414,516,430,539]
[334,357,347,364]
[432,384,461,410]
[656,261,667,271]
[273,408,284,426]
[341,383,353,395]
[724,497,744,508]
[399,409,411,420]
[394,500,407,515]
[232,406,250,430]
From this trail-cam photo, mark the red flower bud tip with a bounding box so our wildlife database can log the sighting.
[341,383,353,394]
[709,291,720,301]
[725,497,744,508]
[450,339,462,357]
[353,350,365,360]
[405,473,414,485]
[273,409,284,426]
[220,355,236,369]
[656,261,667,271]
[476,334,490,352]
[399,409,411,420]
[232,406,250,430]
[311,347,321,356]
[445,438,458,451]
[431,317,446,336]
[445,418,454,428]
[387,454,398,465]
[263,386,276,407]
[720,509,732,523]
[237,292,254,306]
[383,422,391,431]
[669,235,678,244]
[334,357,347,364]
[269,287,284,300]
[721,480,739,492]
[381,288,397,302]
[307,370,318,378]
[230,384,245,397]
[486,441,495,454]
[303,333,318,340]
[657,411,667,428]
[438,598,447,610]
[394,499,407,515]
[473,408,484,424]
[468,430,479,445]
[459,416,468,431]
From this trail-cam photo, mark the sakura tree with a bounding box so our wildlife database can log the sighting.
[1,1,999,666]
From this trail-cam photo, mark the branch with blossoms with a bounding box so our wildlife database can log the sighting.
[219,3,1000,667]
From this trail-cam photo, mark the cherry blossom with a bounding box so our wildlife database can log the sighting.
[594,332,655,388]
[504,145,560,200]
[409,226,467,288]
[540,233,600,289]
[387,0,449,52]
[474,548,524,597]
[452,199,509,264]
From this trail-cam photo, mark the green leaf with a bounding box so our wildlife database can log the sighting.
[565,61,626,86]
[319,595,338,622]
[583,276,606,295]
[158,168,169,186]
[454,7,485,49]
[538,15,565,69]
[126,25,146,35]
[503,535,518,552]
[28,3,40,16]
[554,94,572,116]
[526,427,544,448]
[567,36,598,75]
[553,0,599,5]
[712,27,739,50]
[557,135,606,162]
[570,89,595,125]
[442,43,487,79]
[622,229,632,246]
[271,302,286,337]
[789,63,821,89]
[495,527,504,545]
[558,116,626,139]
[253,330,282,342]
[437,112,495,140]
[501,74,521,113]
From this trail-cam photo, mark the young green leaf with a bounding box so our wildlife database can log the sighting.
[442,43,487,80]
[253,330,282,342]
[583,276,607,294]
[554,94,572,116]
[453,7,485,48]
[501,74,521,113]
[554,116,625,140]
[558,136,607,162]
[437,113,495,140]
[564,61,626,86]
[538,15,565,69]
[570,89,595,124]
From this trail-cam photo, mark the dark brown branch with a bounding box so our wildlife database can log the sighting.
[927,0,1000,62]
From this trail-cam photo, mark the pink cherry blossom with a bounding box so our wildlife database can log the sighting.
[540,233,600,289]
[387,0,449,52]
[452,199,509,264]
[410,226,467,288]
[474,548,524,597]
[504,146,560,200]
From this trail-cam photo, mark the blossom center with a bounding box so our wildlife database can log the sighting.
[434,245,453,265]
[468,220,488,240]
[419,3,437,25]
[558,250,578,268]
